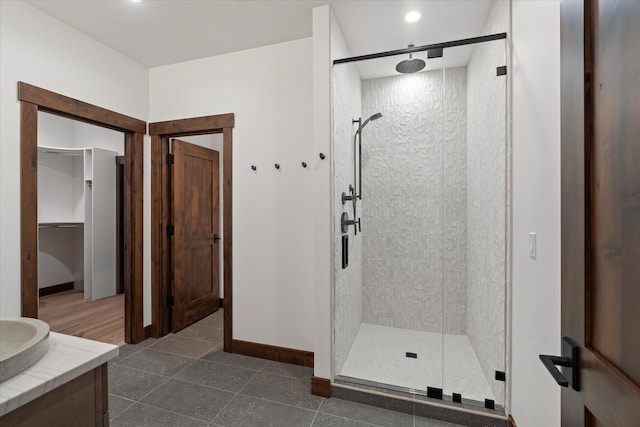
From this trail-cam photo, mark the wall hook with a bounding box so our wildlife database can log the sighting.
[251,165,257,171]
[319,153,326,160]
[301,162,307,168]
[275,163,280,170]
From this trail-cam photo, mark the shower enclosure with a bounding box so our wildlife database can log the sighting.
[332,6,509,413]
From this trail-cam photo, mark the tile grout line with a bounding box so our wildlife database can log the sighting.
[232,367,323,415]
[145,337,222,360]
[107,393,136,420]
[209,365,261,425]
[309,397,324,426]
[111,314,330,426]
[119,400,214,425]
[110,358,193,378]
[111,315,224,424]
[118,360,233,424]
[315,398,402,427]
[111,361,225,424]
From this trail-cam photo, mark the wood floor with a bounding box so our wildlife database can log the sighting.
[38,290,125,346]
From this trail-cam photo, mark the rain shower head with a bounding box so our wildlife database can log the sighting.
[396,44,426,74]
[396,56,426,74]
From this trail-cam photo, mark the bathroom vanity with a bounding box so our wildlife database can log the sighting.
[0,332,117,426]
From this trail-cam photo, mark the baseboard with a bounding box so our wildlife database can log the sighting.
[509,414,517,427]
[144,325,151,340]
[231,339,314,368]
[311,376,331,398]
[219,297,224,308]
[39,282,74,297]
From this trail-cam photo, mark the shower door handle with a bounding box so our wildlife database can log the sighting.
[539,336,580,390]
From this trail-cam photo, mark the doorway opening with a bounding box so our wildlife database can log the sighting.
[19,82,146,344]
[149,114,234,351]
[36,112,126,345]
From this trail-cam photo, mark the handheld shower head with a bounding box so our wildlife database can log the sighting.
[352,112,383,202]
[360,112,383,130]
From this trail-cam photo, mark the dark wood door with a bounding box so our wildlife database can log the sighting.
[561,0,640,425]
[171,139,220,331]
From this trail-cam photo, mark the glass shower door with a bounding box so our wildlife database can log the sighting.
[333,50,447,396]
[441,37,508,410]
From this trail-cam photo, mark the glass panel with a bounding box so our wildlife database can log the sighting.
[331,31,509,415]
[332,50,446,396]
[441,37,507,409]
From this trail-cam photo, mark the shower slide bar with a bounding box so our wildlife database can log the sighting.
[333,33,507,65]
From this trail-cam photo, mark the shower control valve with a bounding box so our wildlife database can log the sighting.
[341,212,361,236]
[342,184,356,205]
[342,191,356,204]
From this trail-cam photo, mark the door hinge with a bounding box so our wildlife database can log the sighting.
[167,295,174,306]
[497,65,507,76]
[166,225,174,236]
[167,154,175,165]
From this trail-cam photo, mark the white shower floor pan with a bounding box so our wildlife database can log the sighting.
[339,323,497,404]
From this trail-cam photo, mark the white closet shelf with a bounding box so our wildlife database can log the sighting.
[38,221,84,228]
[37,146,84,155]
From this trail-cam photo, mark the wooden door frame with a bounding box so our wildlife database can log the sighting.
[149,114,234,351]
[560,0,587,423]
[19,82,146,344]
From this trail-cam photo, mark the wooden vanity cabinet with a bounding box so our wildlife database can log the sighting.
[0,364,109,427]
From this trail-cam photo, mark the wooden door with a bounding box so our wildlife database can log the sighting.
[171,139,220,331]
[560,0,640,425]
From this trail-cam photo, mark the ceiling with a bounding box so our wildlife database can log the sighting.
[26,0,495,79]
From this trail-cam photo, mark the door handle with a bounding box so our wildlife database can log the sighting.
[214,234,221,243]
[539,336,580,391]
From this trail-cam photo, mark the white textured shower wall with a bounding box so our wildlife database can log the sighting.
[464,0,509,405]
[331,12,363,375]
[361,69,468,334]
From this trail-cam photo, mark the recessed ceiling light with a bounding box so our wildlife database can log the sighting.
[405,11,421,23]
[130,0,143,3]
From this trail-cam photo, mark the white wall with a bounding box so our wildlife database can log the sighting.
[313,5,333,380]
[0,0,148,318]
[74,121,124,154]
[150,38,315,352]
[511,1,561,426]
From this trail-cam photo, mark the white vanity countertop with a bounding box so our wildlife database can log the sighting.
[0,332,118,417]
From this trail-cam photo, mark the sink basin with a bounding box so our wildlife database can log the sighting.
[0,317,50,382]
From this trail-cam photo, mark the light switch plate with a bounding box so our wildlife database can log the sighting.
[529,232,537,259]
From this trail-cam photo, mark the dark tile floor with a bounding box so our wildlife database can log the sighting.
[108,309,463,427]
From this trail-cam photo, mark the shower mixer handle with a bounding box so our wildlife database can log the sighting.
[342,184,357,204]
[341,212,361,236]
